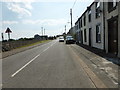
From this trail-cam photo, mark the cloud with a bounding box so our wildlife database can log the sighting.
[23,2,33,10]
[1,0,94,2]
[22,19,67,26]
[7,2,32,18]
[1,0,35,3]
[2,20,18,25]
[2,0,120,3]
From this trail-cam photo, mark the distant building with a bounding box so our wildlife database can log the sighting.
[41,35,48,40]
[34,34,42,40]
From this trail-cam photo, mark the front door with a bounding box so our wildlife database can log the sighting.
[81,30,83,44]
[108,17,118,55]
[89,28,92,46]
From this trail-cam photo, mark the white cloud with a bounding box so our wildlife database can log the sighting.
[2,20,18,25]
[1,0,94,2]
[1,0,35,3]
[2,0,120,2]
[24,2,33,10]
[22,19,67,26]
[7,2,32,18]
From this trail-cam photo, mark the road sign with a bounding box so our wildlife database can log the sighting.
[5,28,12,33]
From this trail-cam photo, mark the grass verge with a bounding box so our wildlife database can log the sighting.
[16,40,51,49]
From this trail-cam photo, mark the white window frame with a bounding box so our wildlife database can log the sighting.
[113,0,117,7]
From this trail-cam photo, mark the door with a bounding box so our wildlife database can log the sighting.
[81,30,83,44]
[108,17,118,55]
[89,28,92,46]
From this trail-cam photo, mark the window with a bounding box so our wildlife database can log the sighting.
[75,25,78,30]
[96,24,101,43]
[88,9,91,22]
[96,1,101,18]
[79,20,80,29]
[84,15,86,26]
[113,0,117,7]
[108,0,117,12]
[84,29,87,42]
[81,19,82,27]
[96,1,100,8]
[77,24,79,30]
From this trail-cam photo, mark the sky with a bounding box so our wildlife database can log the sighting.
[1,0,93,40]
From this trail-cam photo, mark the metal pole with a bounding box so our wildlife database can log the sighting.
[8,32,10,40]
[1,33,4,41]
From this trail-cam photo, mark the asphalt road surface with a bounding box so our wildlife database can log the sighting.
[2,39,118,88]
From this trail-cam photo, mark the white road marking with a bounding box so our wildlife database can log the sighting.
[43,47,50,52]
[11,41,57,77]
[11,54,40,77]
[50,41,57,47]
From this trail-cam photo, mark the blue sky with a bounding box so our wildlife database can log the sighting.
[1,0,93,40]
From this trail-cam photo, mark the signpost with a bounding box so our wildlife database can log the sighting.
[5,27,12,40]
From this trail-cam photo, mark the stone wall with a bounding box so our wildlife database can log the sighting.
[2,40,42,52]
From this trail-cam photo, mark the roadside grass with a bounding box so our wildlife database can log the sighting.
[16,40,51,49]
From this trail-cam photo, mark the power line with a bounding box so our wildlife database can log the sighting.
[72,0,77,9]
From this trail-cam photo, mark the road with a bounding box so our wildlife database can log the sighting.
[2,39,118,88]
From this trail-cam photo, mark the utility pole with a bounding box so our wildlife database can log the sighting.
[41,27,43,36]
[65,25,66,34]
[44,28,45,35]
[70,8,73,28]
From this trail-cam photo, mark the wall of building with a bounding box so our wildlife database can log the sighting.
[74,1,120,58]
[85,2,104,50]
[75,21,81,43]
[104,2,119,56]
[81,13,89,45]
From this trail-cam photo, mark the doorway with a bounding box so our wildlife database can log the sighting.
[81,30,83,44]
[89,28,92,46]
[108,16,118,55]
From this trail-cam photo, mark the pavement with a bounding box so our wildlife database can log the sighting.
[77,43,120,65]
[2,39,119,88]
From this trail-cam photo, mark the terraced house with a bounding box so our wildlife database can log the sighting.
[75,0,120,58]
[104,1,120,57]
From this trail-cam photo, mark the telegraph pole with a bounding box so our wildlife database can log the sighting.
[65,25,66,34]
[70,8,73,28]
[44,28,45,35]
[41,27,43,36]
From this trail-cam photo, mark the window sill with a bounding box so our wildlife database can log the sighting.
[108,6,117,13]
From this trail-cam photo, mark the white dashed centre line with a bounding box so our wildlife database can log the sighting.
[11,41,57,77]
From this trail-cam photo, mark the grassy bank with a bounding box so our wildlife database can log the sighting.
[16,40,51,49]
